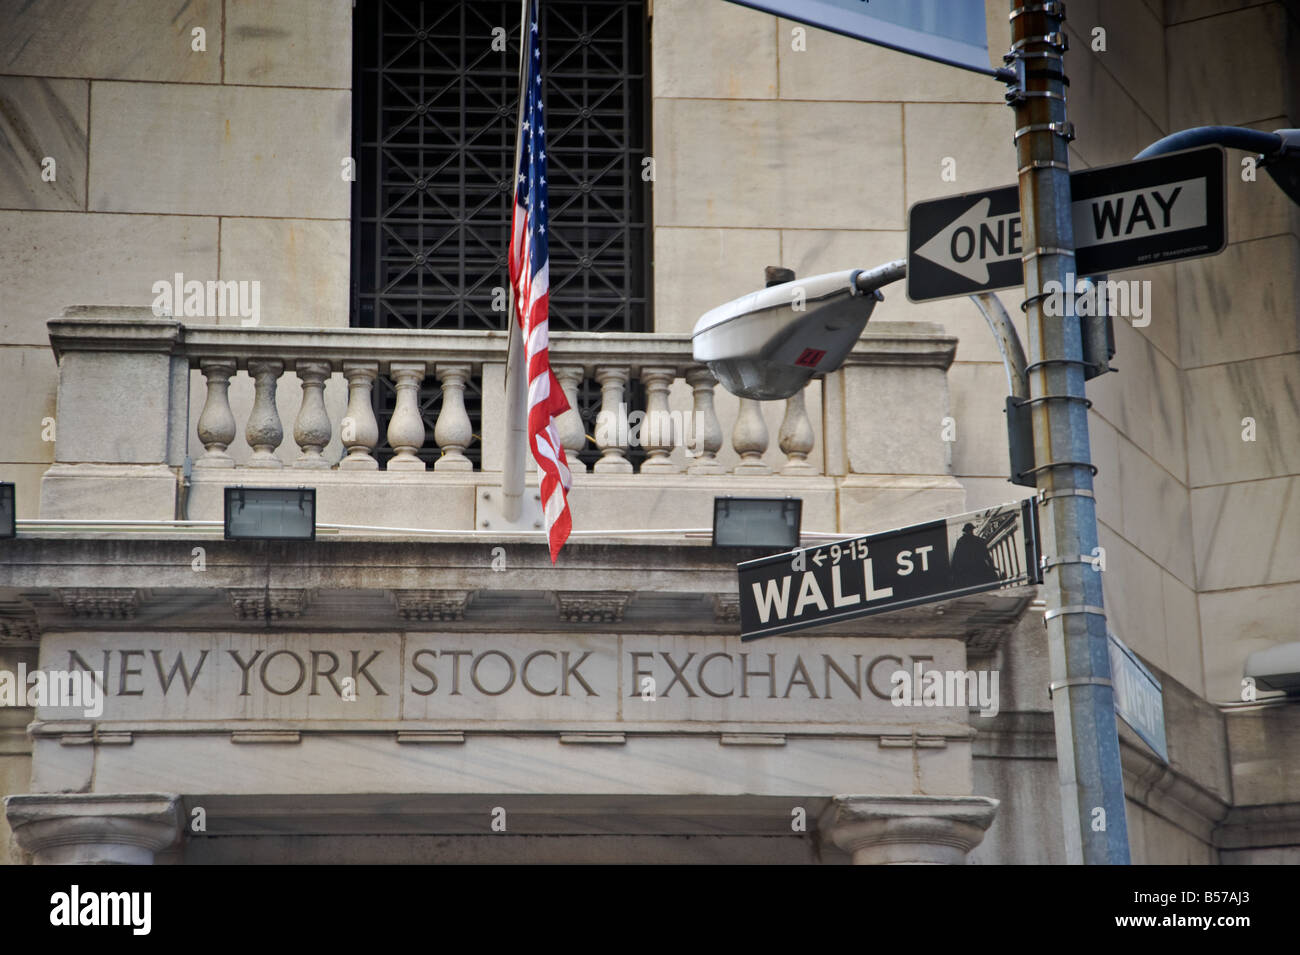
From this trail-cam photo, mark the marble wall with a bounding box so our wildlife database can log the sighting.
[1167,2,1300,823]
[0,0,354,518]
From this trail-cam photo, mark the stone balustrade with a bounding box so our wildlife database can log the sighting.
[39,307,961,532]
[175,322,819,476]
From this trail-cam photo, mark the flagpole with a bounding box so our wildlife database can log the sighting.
[501,0,532,523]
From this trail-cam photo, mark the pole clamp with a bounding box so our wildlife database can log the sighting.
[1040,555,1095,572]
[1005,50,1065,64]
[1043,603,1107,621]
[1010,32,1069,52]
[1007,89,1067,105]
[1024,357,1092,375]
[1036,487,1095,505]
[1019,459,1100,478]
[1015,394,1094,410]
[1022,246,1076,262]
[1013,121,1075,142]
[1010,2,1068,21]
[1047,676,1112,700]
[1019,159,1071,173]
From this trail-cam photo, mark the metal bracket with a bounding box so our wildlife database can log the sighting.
[477,487,545,532]
[1010,2,1067,21]
[1010,32,1069,52]
[1037,487,1095,505]
[1023,357,1093,375]
[1040,555,1096,572]
[1013,120,1075,142]
[1001,53,1028,101]
[1019,460,1099,478]
[1021,246,1077,261]
[1019,159,1071,173]
[1044,603,1107,621]
[1014,394,1094,410]
[1006,49,1065,64]
[1009,89,1067,104]
[1048,676,1112,699]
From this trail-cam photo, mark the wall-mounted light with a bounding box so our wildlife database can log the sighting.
[224,486,316,541]
[712,496,802,550]
[1245,641,1300,694]
[0,482,14,539]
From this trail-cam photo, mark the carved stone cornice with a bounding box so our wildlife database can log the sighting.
[0,600,40,646]
[391,589,474,622]
[57,588,144,620]
[552,591,632,624]
[227,588,313,620]
[712,593,740,624]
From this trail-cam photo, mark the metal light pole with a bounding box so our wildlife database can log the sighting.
[1006,0,1130,863]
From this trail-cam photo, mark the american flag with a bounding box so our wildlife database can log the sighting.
[508,0,573,563]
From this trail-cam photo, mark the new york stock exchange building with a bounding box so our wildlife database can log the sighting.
[2,0,1299,866]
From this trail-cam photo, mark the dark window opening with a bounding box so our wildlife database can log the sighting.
[351,0,652,468]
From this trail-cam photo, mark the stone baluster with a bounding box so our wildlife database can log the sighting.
[639,366,679,473]
[338,361,379,470]
[553,365,588,474]
[245,359,285,468]
[433,364,473,471]
[293,360,333,469]
[386,361,427,470]
[731,397,772,475]
[593,366,632,473]
[778,385,816,475]
[195,358,238,468]
[684,367,724,475]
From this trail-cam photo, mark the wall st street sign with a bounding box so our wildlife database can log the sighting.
[1106,629,1169,763]
[906,146,1227,302]
[737,500,1041,641]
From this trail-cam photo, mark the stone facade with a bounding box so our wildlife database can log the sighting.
[0,0,1297,864]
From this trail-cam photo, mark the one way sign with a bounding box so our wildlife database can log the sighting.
[906,146,1226,302]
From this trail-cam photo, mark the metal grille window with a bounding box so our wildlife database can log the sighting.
[352,0,650,334]
[352,0,651,467]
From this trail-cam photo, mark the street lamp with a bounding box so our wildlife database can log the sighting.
[1135,126,1300,205]
[691,263,901,401]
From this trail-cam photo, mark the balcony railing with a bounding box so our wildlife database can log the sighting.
[179,323,807,477]
[38,307,961,535]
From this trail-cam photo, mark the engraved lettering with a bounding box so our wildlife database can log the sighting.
[521,650,558,696]
[228,649,264,696]
[561,651,597,697]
